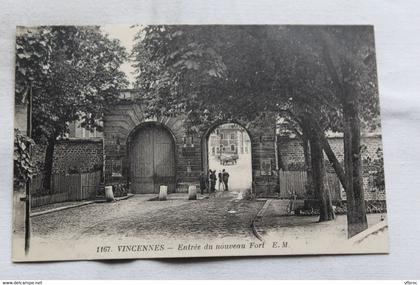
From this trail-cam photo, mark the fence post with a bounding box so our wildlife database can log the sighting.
[278,169,282,198]
[79,173,83,201]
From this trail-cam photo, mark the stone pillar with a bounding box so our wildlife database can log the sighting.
[188,185,197,200]
[105,186,114,202]
[159,185,168,201]
[247,112,279,197]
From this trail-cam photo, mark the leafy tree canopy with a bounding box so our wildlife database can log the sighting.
[132,25,380,134]
[16,26,128,143]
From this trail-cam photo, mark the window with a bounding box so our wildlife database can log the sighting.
[231,145,235,151]
[230,133,235,140]
[111,160,122,177]
[212,147,215,154]
[220,134,224,140]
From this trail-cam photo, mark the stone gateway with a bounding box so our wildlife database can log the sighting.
[128,123,176,194]
[103,90,279,197]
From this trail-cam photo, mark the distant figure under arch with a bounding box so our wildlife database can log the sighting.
[205,123,252,192]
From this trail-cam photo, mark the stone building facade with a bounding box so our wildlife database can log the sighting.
[23,88,386,203]
[102,91,279,197]
[208,123,251,157]
[68,120,103,139]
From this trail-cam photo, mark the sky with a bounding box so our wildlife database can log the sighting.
[101,25,141,87]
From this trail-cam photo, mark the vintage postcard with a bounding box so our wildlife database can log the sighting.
[12,25,388,262]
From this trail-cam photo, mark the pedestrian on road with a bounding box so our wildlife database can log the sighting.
[222,169,230,191]
[199,171,208,195]
[218,170,224,191]
[209,169,217,194]
[208,169,212,194]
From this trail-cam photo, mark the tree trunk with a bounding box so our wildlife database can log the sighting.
[301,123,314,198]
[309,127,335,222]
[343,87,368,237]
[310,120,346,190]
[43,134,56,193]
[320,132,346,191]
[319,32,368,237]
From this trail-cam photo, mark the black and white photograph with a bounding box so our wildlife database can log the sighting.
[12,24,388,261]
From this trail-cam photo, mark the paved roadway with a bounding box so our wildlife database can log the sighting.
[31,191,264,242]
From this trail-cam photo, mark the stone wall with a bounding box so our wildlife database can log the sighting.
[52,139,103,174]
[103,102,279,197]
[277,135,386,200]
[246,117,279,197]
[102,103,191,186]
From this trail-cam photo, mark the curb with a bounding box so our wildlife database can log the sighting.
[349,219,388,245]
[147,193,209,201]
[30,194,135,217]
[95,193,134,203]
[30,201,95,217]
[251,199,272,241]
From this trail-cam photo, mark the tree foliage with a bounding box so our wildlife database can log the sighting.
[363,147,385,192]
[16,26,128,191]
[132,25,381,233]
[13,129,36,188]
[132,26,379,133]
[16,26,128,143]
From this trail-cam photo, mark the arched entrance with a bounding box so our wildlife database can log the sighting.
[202,122,253,192]
[128,122,176,194]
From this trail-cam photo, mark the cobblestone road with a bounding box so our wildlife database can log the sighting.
[256,199,388,251]
[32,191,264,242]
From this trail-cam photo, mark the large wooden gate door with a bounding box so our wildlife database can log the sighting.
[129,124,175,194]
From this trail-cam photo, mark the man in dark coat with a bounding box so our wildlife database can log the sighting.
[222,169,230,191]
[218,170,224,191]
[199,171,208,195]
[209,170,217,193]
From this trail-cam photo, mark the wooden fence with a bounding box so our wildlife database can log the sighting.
[279,170,342,201]
[30,171,101,208]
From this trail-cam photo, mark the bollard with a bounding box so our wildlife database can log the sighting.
[105,186,114,202]
[188,185,197,200]
[159,185,168,201]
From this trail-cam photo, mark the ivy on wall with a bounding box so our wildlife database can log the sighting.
[13,129,37,189]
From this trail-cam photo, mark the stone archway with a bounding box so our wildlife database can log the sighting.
[202,122,253,192]
[103,97,278,197]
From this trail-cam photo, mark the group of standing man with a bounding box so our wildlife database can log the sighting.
[199,169,230,195]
